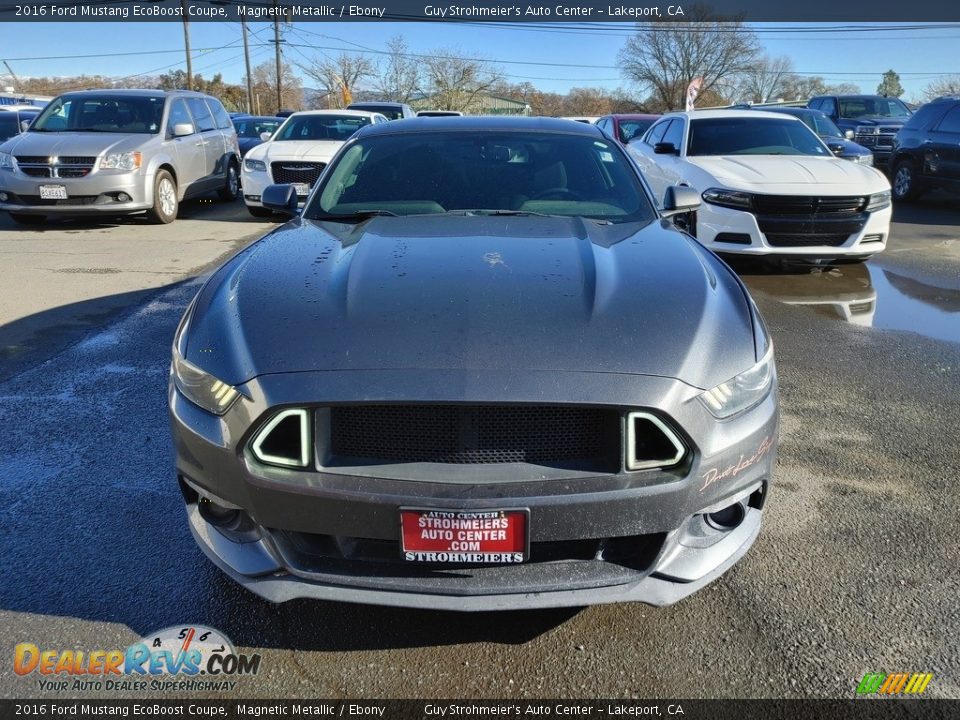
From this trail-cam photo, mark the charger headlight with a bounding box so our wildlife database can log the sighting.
[699,347,775,419]
[865,190,891,212]
[701,188,753,210]
[99,151,142,171]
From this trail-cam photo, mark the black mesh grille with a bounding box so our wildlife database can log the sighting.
[271,161,326,186]
[330,405,619,466]
[765,234,850,247]
[753,195,866,215]
[20,167,50,177]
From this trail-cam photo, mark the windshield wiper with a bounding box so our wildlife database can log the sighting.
[313,210,398,223]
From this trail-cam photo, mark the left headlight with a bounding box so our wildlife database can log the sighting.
[171,346,241,415]
[99,151,142,171]
[866,190,891,212]
[699,347,775,420]
[702,187,753,210]
[0,151,15,170]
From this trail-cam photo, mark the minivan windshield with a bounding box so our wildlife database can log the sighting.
[30,94,165,134]
[274,114,372,142]
[687,117,831,157]
[307,130,656,224]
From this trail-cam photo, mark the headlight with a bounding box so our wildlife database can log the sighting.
[853,153,874,166]
[0,151,15,170]
[244,158,266,173]
[855,126,879,135]
[699,347,775,419]
[99,151,142,171]
[701,188,753,210]
[171,346,241,415]
[866,190,891,212]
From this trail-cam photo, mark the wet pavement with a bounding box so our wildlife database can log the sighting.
[1,196,959,700]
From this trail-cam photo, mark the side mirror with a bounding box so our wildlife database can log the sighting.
[172,123,194,137]
[844,129,855,140]
[261,184,299,216]
[20,120,31,133]
[654,142,678,155]
[260,131,273,142]
[828,143,845,155]
[662,186,701,216]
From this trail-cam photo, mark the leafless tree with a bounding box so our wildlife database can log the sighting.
[423,49,503,113]
[301,52,374,108]
[617,6,760,111]
[735,54,794,103]
[922,76,960,101]
[374,35,421,104]
[245,61,303,112]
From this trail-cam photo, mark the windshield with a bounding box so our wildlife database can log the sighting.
[30,94,164,134]
[838,98,911,120]
[234,118,281,139]
[618,119,656,143]
[688,117,831,157]
[306,130,657,224]
[352,105,403,119]
[274,114,372,142]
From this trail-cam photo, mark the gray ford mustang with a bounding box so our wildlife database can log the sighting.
[169,117,778,610]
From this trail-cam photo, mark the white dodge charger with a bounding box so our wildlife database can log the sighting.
[241,109,387,218]
[628,110,892,261]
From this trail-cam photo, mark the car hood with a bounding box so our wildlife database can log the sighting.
[687,155,888,194]
[3,131,152,157]
[250,139,344,163]
[185,216,757,390]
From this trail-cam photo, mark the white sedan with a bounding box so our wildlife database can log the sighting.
[628,110,892,260]
[241,109,387,218]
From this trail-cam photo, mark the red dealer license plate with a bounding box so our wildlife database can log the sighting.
[400,508,528,563]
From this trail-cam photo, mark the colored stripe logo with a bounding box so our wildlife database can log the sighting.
[857,673,933,695]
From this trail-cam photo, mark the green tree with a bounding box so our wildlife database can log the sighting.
[877,70,904,98]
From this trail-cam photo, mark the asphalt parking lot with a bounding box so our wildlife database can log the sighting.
[0,194,958,699]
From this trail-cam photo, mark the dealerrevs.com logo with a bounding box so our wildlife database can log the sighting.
[856,672,934,696]
[14,625,261,693]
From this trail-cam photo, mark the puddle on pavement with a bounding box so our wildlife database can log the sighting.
[740,262,960,344]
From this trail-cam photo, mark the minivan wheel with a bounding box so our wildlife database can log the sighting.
[148,170,178,224]
[9,213,46,226]
[219,162,240,201]
[892,160,921,202]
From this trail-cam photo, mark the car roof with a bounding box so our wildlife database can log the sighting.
[663,109,803,121]
[285,109,383,119]
[349,101,407,108]
[352,115,605,138]
[234,115,283,121]
[604,113,661,120]
[51,88,213,100]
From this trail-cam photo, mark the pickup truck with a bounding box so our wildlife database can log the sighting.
[807,94,913,168]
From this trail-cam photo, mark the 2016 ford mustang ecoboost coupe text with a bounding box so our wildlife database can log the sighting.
[169,117,779,610]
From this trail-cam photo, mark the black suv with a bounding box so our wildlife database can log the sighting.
[807,95,912,167]
[889,97,960,202]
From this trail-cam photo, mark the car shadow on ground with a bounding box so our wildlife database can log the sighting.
[890,191,960,227]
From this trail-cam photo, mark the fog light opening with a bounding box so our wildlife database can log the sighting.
[116,192,132,203]
[198,497,260,542]
[705,502,746,531]
[0,192,9,202]
[251,408,311,468]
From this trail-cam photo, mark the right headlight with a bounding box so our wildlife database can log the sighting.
[701,187,753,210]
[244,157,266,173]
[171,348,241,416]
[865,190,891,212]
[699,346,775,419]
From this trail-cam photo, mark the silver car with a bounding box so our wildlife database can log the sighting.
[0,89,240,225]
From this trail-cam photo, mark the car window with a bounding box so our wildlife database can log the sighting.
[644,120,671,146]
[274,114,372,142]
[839,97,911,120]
[933,105,960,134]
[234,118,281,138]
[349,105,402,120]
[186,98,216,132]
[820,98,837,116]
[902,103,950,131]
[810,112,843,137]
[688,118,830,157]
[661,119,685,150]
[309,131,657,224]
[0,113,19,141]
[619,119,656,143]
[167,99,194,134]
[207,98,233,130]
[30,94,164,134]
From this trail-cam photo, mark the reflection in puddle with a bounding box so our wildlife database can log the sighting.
[740,263,960,344]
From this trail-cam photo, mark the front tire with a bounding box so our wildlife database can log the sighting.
[247,205,273,218]
[892,160,921,202]
[147,170,178,224]
[8,213,46,226]
[218,161,240,202]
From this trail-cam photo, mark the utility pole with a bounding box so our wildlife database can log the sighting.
[241,18,254,113]
[273,0,283,113]
[180,0,193,90]
[2,61,21,91]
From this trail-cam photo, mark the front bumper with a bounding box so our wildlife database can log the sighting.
[696,201,891,259]
[171,368,778,609]
[0,168,152,215]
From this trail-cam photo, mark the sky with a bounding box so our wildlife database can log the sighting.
[2,21,959,103]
